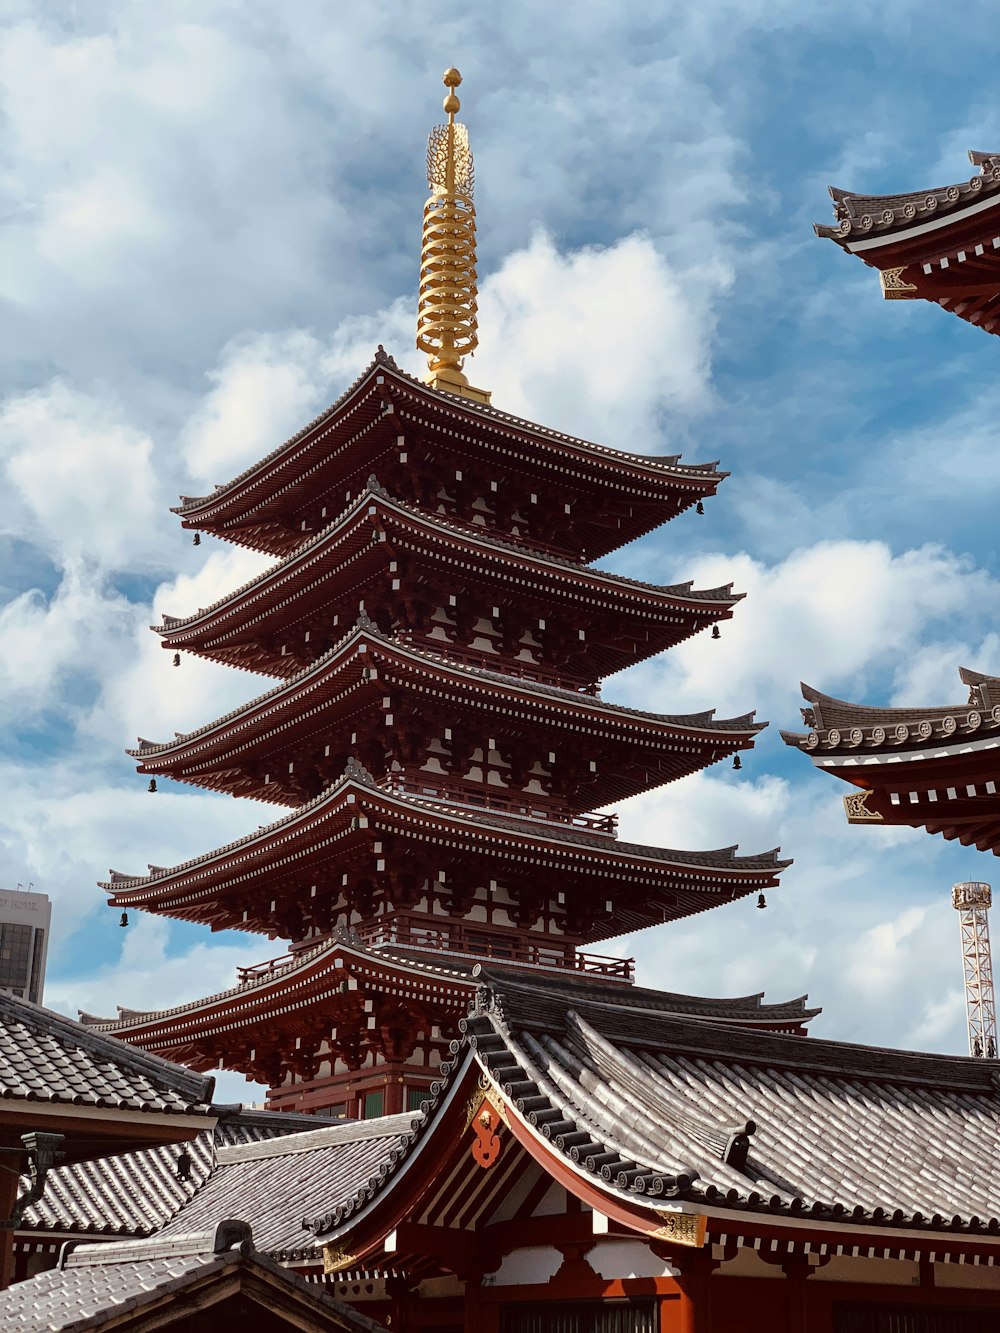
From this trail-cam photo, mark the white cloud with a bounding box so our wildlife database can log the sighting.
[608,539,998,724]
[0,381,161,569]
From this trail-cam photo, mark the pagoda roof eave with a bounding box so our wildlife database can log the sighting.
[172,350,729,526]
[155,480,743,648]
[79,931,474,1044]
[130,620,763,769]
[100,763,790,925]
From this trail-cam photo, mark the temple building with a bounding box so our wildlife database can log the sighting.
[815,149,1000,335]
[86,70,791,1121]
[782,671,1000,853]
[6,75,1000,1333]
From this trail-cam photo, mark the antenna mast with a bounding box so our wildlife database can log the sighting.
[952,881,998,1058]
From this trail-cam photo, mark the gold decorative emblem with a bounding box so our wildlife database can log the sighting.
[470,1099,503,1169]
[323,1246,358,1274]
[649,1210,706,1248]
[879,266,918,300]
[464,1073,510,1130]
[844,789,883,823]
[416,69,490,403]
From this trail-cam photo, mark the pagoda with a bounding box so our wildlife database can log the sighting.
[815,149,1000,336]
[92,70,791,1119]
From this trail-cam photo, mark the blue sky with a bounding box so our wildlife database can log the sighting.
[2,2,1000,1098]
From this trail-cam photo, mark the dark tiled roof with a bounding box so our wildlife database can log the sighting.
[0,1222,384,1333]
[781,674,1000,757]
[158,1113,420,1260]
[0,989,214,1115]
[308,970,1000,1241]
[462,971,1000,1234]
[482,965,819,1027]
[815,151,1000,243]
[18,1107,326,1238]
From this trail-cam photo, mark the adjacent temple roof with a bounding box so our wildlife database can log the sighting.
[309,968,1000,1255]
[0,1221,384,1333]
[156,1114,421,1264]
[815,150,1000,335]
[782,671,1000,853]
[18,1107,330,1240]
[0,989,215,1133]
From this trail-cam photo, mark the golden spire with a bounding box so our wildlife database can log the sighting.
[416,68,491,404]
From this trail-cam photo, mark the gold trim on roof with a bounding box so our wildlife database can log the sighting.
[416,68,490,404]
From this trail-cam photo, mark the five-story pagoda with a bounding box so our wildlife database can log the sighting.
[88,72,793,1119]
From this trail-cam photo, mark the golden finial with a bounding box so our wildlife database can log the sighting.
[416,68,490,404]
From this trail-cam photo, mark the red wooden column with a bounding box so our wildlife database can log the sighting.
[781,1253,813,1333]
[0,1168,19,1290]
[655,1245,717,1333]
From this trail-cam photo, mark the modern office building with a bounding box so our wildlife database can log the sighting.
[0,888,50,1004]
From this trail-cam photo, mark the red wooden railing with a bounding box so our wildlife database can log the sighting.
[237,926,634,985]
[382,772,617,836]
[356,919,634,983]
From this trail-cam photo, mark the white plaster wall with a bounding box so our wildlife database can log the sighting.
[588,1240,677,1280]
[934,1262,1000,1289]
[813,1255,919,1286]
[489,1246,563,1287]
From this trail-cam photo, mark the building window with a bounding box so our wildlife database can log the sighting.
[362,1090,384,1119]
[0,924,33,995]
[28,929,45,1005]
[406,1087,427,1112]
[501,1301,656,1333]
[834,1306,1000,1333]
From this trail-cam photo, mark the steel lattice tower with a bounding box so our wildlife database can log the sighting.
[952,882,998,1059]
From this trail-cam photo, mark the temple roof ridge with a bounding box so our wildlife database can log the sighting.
[173,352,729,519]
[214,1111,422,1166]
[477,965,817,1022]
[783,674,1000,753]
[815,149,1000,243]
[155,480,743,637]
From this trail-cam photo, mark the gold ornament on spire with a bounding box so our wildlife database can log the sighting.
[416,68,490,403]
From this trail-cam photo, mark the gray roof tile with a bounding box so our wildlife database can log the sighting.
[0,990,214,1116]
[0,1223,383,1332]
[18,1107,325,1238]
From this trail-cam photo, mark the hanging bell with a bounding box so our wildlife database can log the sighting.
[756,894,767,910]
[696,501,705,516]
[147,779,158,793]
[711,625,720,640]
[172,653,181,667]
[119,911,129,928]
[732,754,742,771]
[192,533,201,546]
